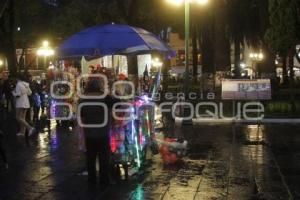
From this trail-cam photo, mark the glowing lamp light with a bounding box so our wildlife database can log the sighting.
[37,49,55,56]
[43,40,49,47]
[0,60,3,66]
[249,51,264,61]
[240,63,246,68]
[48,65,55,70]
[166,0,184,5]
[166,0,208,5]
[37,40,54,59]
[194,0,208,5]
[151,58,163,68]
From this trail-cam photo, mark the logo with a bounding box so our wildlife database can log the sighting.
[50,72,267,127]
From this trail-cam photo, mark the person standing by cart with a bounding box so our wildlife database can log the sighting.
[79,78,118,187]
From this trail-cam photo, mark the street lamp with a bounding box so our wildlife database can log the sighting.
[152,57,163,69]
[249,51,264,79]
[37,40,55,70]
[167,0,208,96]
[166,0,208,5]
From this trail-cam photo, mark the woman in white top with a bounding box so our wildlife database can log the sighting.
[13,74,35,137]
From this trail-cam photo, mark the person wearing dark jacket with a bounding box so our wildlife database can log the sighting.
[2,78,14,114]
[78,78,118,186]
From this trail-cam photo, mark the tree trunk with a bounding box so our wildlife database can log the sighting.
[17,48,26,72]
[281,53,289,86]
[7,0,17,77]
[288,49,295,84]
[162,58,170,97]
[259,45,276,75]
[192,25,198,83]
[233,36,241,78]
[214,0,231,72]
[6,45,17,77]
[200,23,215,74]
[288,49,296,115]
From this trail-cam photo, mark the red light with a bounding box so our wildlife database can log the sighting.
[110,135,117,153]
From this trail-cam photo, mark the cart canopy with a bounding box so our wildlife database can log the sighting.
[58,24,175,59]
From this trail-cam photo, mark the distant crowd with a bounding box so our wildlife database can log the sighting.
[0,72,49,169]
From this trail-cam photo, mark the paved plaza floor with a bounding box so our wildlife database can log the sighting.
[1,116,300,199]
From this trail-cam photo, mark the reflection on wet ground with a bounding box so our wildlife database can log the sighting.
[1,121,300,199]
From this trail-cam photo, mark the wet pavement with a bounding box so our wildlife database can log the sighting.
[1,116,300,199]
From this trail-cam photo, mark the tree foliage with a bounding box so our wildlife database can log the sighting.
[0,0,169,75]
[265,0,298,55]
[51,0,165,39]
[265,0,299,83]
[1,0,299,78]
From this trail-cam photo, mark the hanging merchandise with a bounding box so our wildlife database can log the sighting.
[109,95,155,180]
[158,138,188,165]
[142,65,150,94]
[151,68,162,99]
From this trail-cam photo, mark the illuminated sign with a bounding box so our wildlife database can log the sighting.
[222,79,271,100]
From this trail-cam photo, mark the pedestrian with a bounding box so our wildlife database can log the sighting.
[26,73,34,126]
[78,78,117,187]
[13,73,36,137]
[2,77,14,114]
[40,76,47,114]
[31,80,41,124]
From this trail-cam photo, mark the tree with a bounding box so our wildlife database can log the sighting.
[0,0,55,75]
[0,0,189,77]
[213,0,231,73]
[265,0,299,85]
[51,0,165,39]
[51,0,112,39]
[226,0,262,78]
[15,0,52,71]
[0,0,17,77]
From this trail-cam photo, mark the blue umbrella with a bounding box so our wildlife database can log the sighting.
[58,24,175,58]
